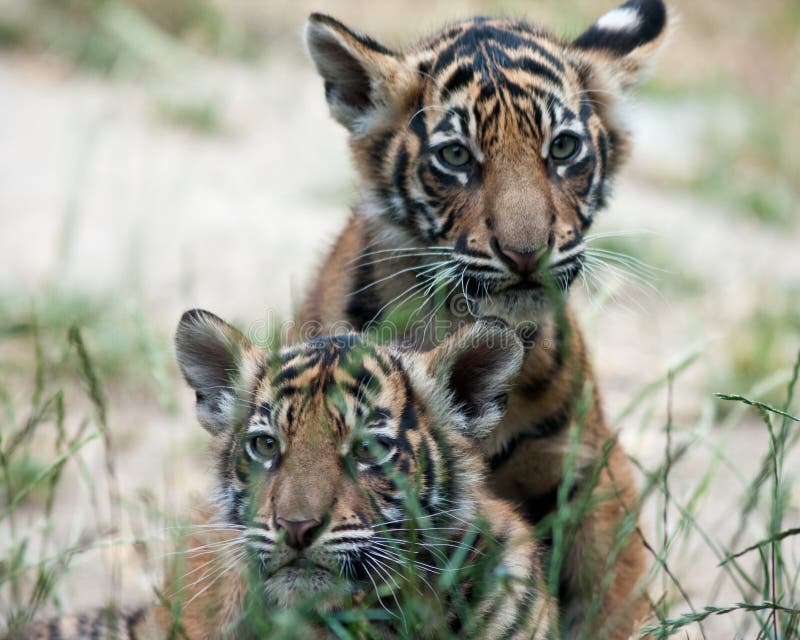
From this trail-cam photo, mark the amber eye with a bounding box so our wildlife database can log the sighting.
[550,133,581,161]
[250,435,278,459]
[438,143,473,168]
[352,439,374,461]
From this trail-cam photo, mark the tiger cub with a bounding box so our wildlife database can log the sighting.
[300,1,669,637]
[161,310,554,638]
[14,312,554,639]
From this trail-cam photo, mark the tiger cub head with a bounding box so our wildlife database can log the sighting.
[175,309,523,608]
[305,0,668,317]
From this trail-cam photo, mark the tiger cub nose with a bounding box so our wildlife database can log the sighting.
[275,517,322,550]
[494,242,541,276]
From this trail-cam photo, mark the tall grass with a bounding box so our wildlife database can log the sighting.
[0,293,798,637]
[0,0,798,635]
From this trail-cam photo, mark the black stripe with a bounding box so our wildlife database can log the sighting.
[432,117,457,135]
[126,608,146,638]
[330,523,371,532]
[409,199,439,240]
[346,253,381,330]
[574,0,666,55]
[559,232,584,253]
[503,55,562,88]
[426,161,461,187]
[454,234,492,260]
[511,101,538,139]
[493,26,566,72]
[327,536,371,545]
[309,14,395,56]
[431,41,463,75]
[408,95,428,142]
[273,365,300,388]
[596,131,610,210]
[391,144,410,221]
[418,434,437,511]
[438,202,458,238]
[488,404,572,470]
[504,577,541,637]
[564,154,594,180]
[441,65,475,97]
[460,262,503,275]
[257,400,272,419]
[235,450,250,483]
[475,82,496,104]
[580,96,593,123]
[368,130,396,171]
[527,479,581,528]
[229,487,246,526]
[372,352,394,377]
[518,324,565,396]
[452,106,470,133]
[48,619,63,640]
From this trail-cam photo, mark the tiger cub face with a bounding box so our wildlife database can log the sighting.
[306,0,668,316]
[175,310,522,609]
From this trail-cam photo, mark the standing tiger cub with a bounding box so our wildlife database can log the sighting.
[301,1,669,637]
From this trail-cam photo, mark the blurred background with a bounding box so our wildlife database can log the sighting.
[0,1,798,637]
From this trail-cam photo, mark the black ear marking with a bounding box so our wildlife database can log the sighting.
[575,0,667,56]
[308,13,394,57]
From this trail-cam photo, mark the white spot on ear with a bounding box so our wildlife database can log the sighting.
[596,7,641,32]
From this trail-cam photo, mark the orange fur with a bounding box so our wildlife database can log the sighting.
[300,3,670,637]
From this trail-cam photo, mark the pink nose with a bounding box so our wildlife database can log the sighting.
[275,517,322,550]
[497,245,540,276]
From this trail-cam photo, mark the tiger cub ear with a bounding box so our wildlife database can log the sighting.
[175,309,262,434]
[574,0,670,90]
[427,322,524,439]
[305,14,413,133]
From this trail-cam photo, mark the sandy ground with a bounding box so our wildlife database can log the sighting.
[1,42,799,638]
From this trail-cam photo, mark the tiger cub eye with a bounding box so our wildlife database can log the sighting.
[251,435,278,459]
[438,143,473,168]
[352,439,373,461]
[550,133,581,161]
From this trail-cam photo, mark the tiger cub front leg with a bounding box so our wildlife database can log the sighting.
[559,441,649,639]
[484,313,649,639]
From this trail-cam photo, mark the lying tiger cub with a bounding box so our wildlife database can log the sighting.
[17,311,554,638]
[164,309,555,637]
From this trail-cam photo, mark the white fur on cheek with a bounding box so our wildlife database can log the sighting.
[596,7,641,32]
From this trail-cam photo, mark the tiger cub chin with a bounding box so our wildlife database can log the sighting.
[300,1,670,637]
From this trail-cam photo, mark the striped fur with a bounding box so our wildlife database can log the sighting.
[164,309,556,638]
[301,2,669,638]
[11,315,556,639]
[5,609,149,640]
